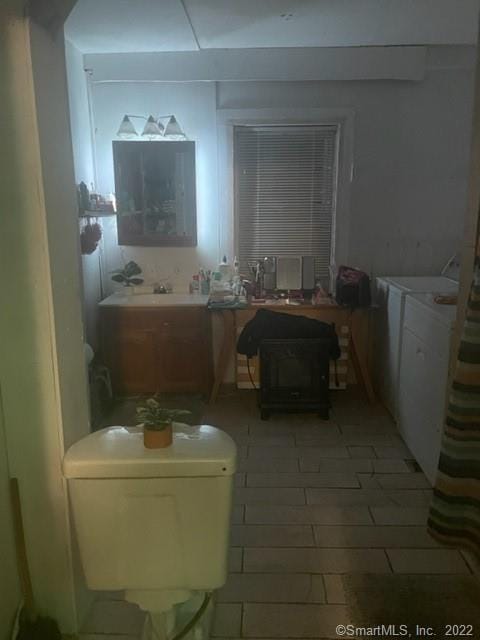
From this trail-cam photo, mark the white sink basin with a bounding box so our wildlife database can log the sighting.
[99,292,209,307]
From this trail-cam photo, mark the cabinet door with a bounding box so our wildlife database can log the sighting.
[101,307,213,396]
[157,328,211,393]
[107,329,158,394]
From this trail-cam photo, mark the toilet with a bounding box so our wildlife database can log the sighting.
[63,423,236,639]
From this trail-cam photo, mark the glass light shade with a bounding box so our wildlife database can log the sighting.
[163,115,186,139]
[142,116,164,138]
[117,115,138,138]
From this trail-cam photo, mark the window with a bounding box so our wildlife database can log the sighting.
[234,124,339,280]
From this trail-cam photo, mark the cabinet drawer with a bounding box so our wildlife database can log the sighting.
[156,309,206,331]
[101,307,206,330]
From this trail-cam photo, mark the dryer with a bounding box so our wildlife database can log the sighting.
[373,275,458,420]
[398,294,457,484]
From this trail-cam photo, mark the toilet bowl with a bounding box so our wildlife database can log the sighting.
[63,423,236,639]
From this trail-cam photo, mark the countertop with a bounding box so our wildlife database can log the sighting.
[98,292,342,309]
[98,292,210,308]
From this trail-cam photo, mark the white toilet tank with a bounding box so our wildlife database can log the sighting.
[63,424,236,594]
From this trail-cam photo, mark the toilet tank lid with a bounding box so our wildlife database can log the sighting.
[63,424,237,479]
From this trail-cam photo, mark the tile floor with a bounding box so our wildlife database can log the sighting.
[80,388,479,640]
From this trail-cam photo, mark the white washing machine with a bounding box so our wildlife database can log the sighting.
[373,274,458,420]
[398,294,457,484]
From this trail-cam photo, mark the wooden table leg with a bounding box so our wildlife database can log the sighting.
[209,310,235,404]
[350,331,376,405]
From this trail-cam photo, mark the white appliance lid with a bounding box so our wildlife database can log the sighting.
[407,293,457,328]
[63,424,237,479]
[379,276,458,294]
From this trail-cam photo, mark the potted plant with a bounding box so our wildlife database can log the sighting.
[111,260,144,288]
[136,397,192,449]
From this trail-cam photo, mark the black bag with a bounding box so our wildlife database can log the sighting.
[335,266,371,308]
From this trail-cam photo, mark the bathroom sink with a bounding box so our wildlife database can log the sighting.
[99,292,210,307]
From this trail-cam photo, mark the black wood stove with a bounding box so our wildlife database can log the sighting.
[258,338,331,420]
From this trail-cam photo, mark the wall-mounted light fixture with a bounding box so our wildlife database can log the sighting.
[116,114,186,140]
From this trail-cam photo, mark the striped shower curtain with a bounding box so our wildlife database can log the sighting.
[428,252,480,559]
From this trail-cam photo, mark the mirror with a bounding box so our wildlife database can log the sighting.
[113,141,197,246]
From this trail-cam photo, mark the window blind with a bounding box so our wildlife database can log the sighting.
[234,125,339,279]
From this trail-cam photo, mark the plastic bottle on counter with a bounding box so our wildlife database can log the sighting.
[219,256,232,282]
[232,257,242,295]
[189,274,200,295]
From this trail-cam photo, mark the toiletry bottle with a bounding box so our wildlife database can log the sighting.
[232,257,241,295]
[189,275,199,295]
[219,256,232,281]
[192,274,200,294]
[200,269,210,295]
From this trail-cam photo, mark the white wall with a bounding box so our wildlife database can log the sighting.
[217,49,475,276]
[79,46,476,288]
[91,81,220,292]
[65,39,95,187]
[0,8,91,633]
[65,39,103,349]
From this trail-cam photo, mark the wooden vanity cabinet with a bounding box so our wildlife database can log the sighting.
[100,307,213,396]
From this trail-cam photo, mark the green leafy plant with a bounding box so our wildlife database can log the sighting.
[111,260,144,286]
[136,397,192,431]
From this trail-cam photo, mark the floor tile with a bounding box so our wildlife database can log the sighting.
[235,473,246,488]
[246,472,359,488]
[234,487,306,505]
[251,423,342,439]
[229,548,243,572]
[236,435,296,447]
[386,549,471,574]
[192,391,470,632]
[323,574,347,604]
[244,548,390,573]
[340,422,396,436]
[300,459,373,473]
[80,636,139,640]
[297,445,350,460]
[238,458,299,473]
[313,525,440,548]
[237,445,248,459]
[212,603,242,637]
[305,488,394,507]
[231,505,245,524]
[347,446,376,458]
[217,573,325,603]
[374,445,412,458]
[338,434,400,447]
[374,473,431,489]
[357,473,381,488]
[372,459,411,473]
[384,490,433,507]
[211,424,249,438]
[81,600,146,635]
[231,524,315,547]
[248,446,350,459]
[370,506,430,525]
[247,424,299,436]
[243,603,351,638]
[461,550,480,575]
[246,505,373,525]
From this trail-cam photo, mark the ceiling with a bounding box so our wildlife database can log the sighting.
[65,0,480,54]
